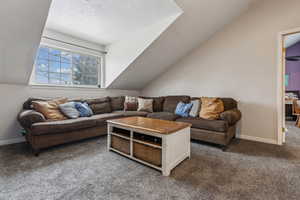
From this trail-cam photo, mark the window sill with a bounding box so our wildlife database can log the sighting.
[29,84,105,91]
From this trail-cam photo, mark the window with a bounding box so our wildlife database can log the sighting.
[32,45,101,87]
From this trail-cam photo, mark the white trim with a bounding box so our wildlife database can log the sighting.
[277,27,300,145]
[0,137,25,146]
[29,83,99,90]
[40,39,105,57]
[277,31,284,145]
[237,134,278,145]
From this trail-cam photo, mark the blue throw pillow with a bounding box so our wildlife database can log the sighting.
[175,102,193,117]
[59,102,80,119]
[75,102,93,117]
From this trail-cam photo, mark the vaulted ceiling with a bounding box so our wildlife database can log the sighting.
[0,0,257,89]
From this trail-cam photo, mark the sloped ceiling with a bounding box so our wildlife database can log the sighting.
[108,0,257,90]
[105,10,182,88]
[46,0,179,45]
[0,0,52,85]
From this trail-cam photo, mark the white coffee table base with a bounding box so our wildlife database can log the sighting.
[107,123,190,176]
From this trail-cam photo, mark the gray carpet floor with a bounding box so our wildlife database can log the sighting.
[1,123,300,200]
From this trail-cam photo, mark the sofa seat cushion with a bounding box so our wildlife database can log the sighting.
[113,111,148,117]
[147,112,179,121]
[176,117,228,132]
[90,113,125,125]
[31,118,97,135]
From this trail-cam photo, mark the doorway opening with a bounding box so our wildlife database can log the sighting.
[278,28,300,145]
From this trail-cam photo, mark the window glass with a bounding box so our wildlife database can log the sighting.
[33,45,101,87]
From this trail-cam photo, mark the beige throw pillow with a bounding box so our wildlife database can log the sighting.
[137,98,153,112]
[199,97,224,120]
[32,98,68,120]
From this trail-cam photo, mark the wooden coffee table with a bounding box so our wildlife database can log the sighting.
[107,117,191,176]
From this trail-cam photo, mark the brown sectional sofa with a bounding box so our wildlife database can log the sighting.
[18,96,241,155]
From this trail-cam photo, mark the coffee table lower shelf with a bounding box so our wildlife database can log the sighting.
[107,120,191,176]
[109,147,163,171]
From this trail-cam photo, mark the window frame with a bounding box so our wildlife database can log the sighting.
[30,40,105,89]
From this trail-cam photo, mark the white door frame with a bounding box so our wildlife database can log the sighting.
[277,27,300,145]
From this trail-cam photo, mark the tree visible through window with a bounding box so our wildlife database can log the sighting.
[33,45,100,87]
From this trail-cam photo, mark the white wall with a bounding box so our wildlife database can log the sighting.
[142,0,300,144]
[0,84,139,145]
[0,0,52,85]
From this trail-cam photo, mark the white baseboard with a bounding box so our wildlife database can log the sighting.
[0,137,25,146]
[0,135,279,146]
[237,134,278,145]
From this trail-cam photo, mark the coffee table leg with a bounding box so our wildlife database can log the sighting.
[161,136,170,176]
[107,125,112,151]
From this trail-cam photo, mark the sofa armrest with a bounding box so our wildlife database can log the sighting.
[18,110,46,129]
[220,109,241,126]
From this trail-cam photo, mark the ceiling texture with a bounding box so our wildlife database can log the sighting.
[46,0,179,45]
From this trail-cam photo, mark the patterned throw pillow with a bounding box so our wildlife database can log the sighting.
[75,102,93,117]
[137,98,153,112]
[199,97,224,120]
[124,96,138,111]
[59,102,80,119]
[32,98,68,120]
[175,102,193,117]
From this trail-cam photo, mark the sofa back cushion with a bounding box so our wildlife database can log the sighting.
[163,96,190,113]
[23,97,52,110]
[220,98,237,111]
[110,96,125,111]
[139,96,164,112]
[32,98,68,120]
[23,97,84,110]
[85,97,111,114]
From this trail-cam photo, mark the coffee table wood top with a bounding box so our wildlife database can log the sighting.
[107,117,191,135]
